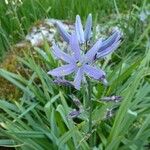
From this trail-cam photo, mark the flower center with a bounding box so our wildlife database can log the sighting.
[76,61,82,67]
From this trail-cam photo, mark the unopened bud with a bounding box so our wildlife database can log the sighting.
[54,78,73,87]
[68,109,81,118]
[101,95,122,103]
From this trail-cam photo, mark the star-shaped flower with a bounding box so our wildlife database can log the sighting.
[48,33,106,90]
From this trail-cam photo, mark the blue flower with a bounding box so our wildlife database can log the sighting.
[48,33,106,90]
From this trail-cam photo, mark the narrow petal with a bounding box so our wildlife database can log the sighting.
[48,64,76,77]
[52,44,76,63]
[96,40,121,58]
[69,33,81,61]
[56,22,71,43]
[99,29,122,52]
[84,13,92,42]
[73,68,84,90]
[84,65,105,80]
[85,38,102,62]
[75,15,85,43]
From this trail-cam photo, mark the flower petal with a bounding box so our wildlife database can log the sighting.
[52,44,76,63]
[48,64,76,77]
[84,65,105,80]
[99,29,122,52]
[75,15,85,44]
[85,38,102,62]
[96,40,121,58]
[84,13,92,42]
[69,33,81,61]
[56,22,71,43]
[73,68,84,90]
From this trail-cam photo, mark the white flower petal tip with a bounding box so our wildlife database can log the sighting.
[102,78,108,86]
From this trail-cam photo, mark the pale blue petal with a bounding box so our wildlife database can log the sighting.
[84,13,92,42]
[56,22,71,43]
[75,15,85,44]
[73,68,84,90]
[85,38,102,62]
[96,40,121,58]
[48,64,76,77]
[99,30,122,52]
[69,33,81,61]
[84,65,105,80]
[52,44,76,63]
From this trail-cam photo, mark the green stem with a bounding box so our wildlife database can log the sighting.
[85,42,93,148]
[87,77,93,148]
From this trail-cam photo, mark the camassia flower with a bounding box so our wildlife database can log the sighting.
[48,33,106,90]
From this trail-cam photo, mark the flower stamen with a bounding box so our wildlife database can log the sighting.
[76,61,82,67]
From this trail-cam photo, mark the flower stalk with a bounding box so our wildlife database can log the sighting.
[87,77,93,147]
